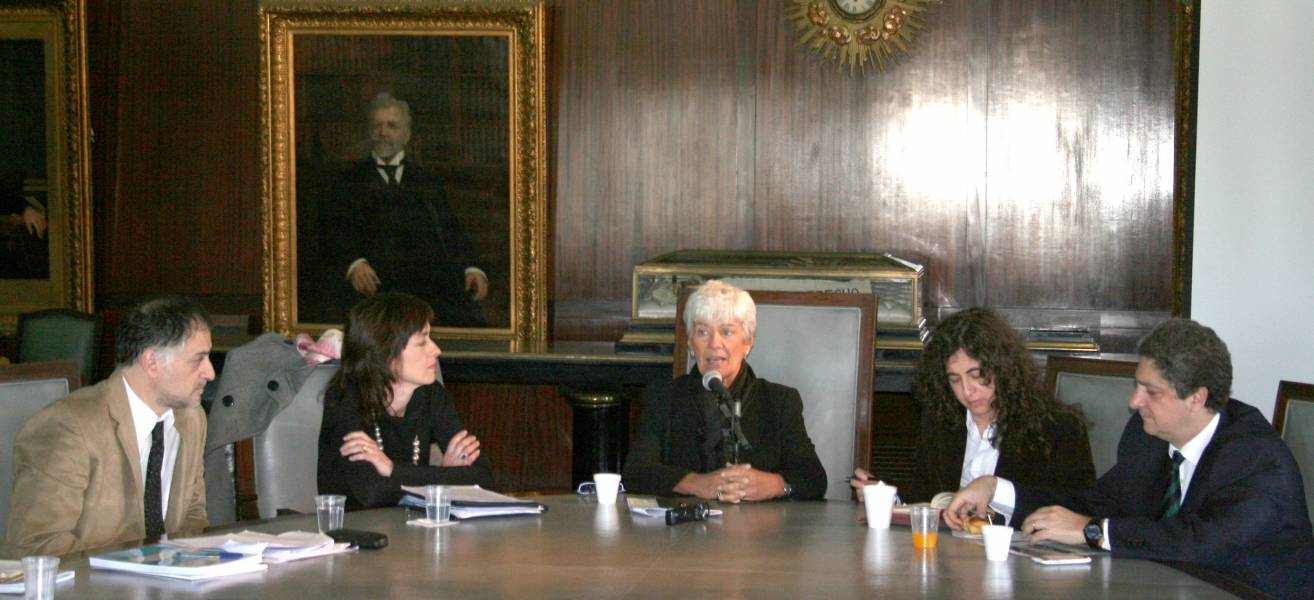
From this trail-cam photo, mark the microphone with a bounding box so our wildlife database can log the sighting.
[701,370,731,399]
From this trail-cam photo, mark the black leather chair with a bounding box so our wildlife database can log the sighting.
[17,308,103,386]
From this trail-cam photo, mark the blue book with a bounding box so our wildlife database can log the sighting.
[91,544,267,581]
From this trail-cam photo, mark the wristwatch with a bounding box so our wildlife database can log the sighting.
[781,481,794,498]
[1083,518,1104,549]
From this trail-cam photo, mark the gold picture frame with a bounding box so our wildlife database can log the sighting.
[0,0,92,334]
[260,2,548,351]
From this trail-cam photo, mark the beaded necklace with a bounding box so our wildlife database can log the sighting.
[373,423,421,465]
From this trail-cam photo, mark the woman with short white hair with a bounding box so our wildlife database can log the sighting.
[623,280,827,502]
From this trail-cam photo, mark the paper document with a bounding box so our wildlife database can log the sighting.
[171,530,353,563]
[400,485,546,519]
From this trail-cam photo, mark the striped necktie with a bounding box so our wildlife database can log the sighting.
[1158,450,1185,519]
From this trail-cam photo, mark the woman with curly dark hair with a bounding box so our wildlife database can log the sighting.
[853,308,1094,510]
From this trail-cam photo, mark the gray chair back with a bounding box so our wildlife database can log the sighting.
[0,361,80,539]
[253,364,335,518]
[1046,355,1138,477]
[1275,380,1314,526]
[252,362,445,517]
[676,290,875,501]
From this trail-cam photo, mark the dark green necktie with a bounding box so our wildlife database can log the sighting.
[1158,451,1185,519]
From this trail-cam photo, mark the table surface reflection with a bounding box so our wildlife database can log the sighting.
[51,495,1238,599]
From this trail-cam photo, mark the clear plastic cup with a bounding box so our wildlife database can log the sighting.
[315,494,346,532]
[425,485,452,523]
[910,506,941,549]
[21,555,58,600]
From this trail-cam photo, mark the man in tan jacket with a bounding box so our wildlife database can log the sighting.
[3,296,214,557]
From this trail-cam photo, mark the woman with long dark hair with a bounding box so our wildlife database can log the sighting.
[854,308,1094,507]
[317,292,493,508]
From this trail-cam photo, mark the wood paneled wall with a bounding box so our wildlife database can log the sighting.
[88,0,263,315]
[88,0,1181,341]
[551,0,1180,341]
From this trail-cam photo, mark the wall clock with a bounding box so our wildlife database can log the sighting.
[788,0,941,74]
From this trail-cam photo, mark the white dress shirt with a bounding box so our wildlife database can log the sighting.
[124,379,179,522]
[961,410,1001,488]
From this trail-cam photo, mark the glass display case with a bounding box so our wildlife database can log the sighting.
[627,250,927,352]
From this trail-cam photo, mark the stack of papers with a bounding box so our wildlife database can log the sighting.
[90,545,267,581]
[400,485,546,519]
[170,530,352,563]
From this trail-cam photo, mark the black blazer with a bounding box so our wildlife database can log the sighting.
[317,159,484,327]
[905,408,1095,503]
[622,368,828,500]
[1015,399,1314,600]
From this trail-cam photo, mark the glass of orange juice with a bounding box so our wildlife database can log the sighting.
[910,506,941,549]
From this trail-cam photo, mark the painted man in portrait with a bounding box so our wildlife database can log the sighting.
[323,92,489,327]
[1,39,50,280]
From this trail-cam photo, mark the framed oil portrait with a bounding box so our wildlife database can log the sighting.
[0,0,92,334]
[261,2,547,351]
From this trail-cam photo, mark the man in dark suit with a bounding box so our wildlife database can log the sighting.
[946,318,1314,600]
[325,92,488,327]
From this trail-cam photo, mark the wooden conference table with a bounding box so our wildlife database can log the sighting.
[49,495,1242,599]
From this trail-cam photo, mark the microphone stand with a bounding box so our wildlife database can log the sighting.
[704,371,750,466]
[731,399,742,465]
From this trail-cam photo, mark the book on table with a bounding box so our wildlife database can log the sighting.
[90,544,267,581]
[399,484,546,519]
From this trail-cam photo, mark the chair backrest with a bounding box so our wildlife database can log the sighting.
[253,363,336,518]
[17,308,103,385]
[1045,355,1139,477]
[675,289,876,500]
[1274,380,1314,526]
[0,360,80,539]
[251,358,443,518]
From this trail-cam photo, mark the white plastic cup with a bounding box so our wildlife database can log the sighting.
[315,494,346,532]
[863,482,897,529]
[21,555,58,600]
[982,525,1014,561]
[593,473,622,505]
[425,485,452,523]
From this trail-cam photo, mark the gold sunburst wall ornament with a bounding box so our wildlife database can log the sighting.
[788,0,941,74]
